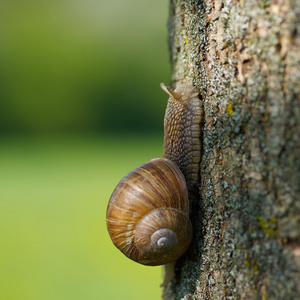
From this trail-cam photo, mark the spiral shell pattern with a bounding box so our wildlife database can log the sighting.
[106,158,192,266]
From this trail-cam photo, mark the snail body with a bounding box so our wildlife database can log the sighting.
[161,83,203,198]
[106,83,202,266]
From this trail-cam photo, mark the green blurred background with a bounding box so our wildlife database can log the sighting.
[0,1,170,299]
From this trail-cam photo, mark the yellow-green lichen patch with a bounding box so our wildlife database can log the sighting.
[227,102,233,117]
[257,216,277,235]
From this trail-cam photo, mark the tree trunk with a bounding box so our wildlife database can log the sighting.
[163,1,300,299]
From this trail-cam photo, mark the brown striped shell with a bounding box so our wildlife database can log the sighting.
[106,158,192,266]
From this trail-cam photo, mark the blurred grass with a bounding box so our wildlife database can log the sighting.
[0,1,170,298]
[0,135,164,300]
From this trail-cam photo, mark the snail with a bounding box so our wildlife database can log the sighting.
[106,83,203,266]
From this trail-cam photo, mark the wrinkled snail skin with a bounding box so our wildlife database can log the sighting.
[161,83,203,200]
[106,83,202,266]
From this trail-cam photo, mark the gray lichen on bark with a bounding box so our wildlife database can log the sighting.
[163,0,300,299]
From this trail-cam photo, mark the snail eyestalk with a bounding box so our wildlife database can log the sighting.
[160,83,181,100]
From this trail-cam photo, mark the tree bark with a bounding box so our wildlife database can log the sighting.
[163,1,300,299]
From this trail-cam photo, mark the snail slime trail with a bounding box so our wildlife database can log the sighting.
[106,83,202,267]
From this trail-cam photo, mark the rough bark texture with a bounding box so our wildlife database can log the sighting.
[163,0,300,299]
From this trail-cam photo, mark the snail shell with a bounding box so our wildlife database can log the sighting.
[106,83,202,266]
[106,158,193,266]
